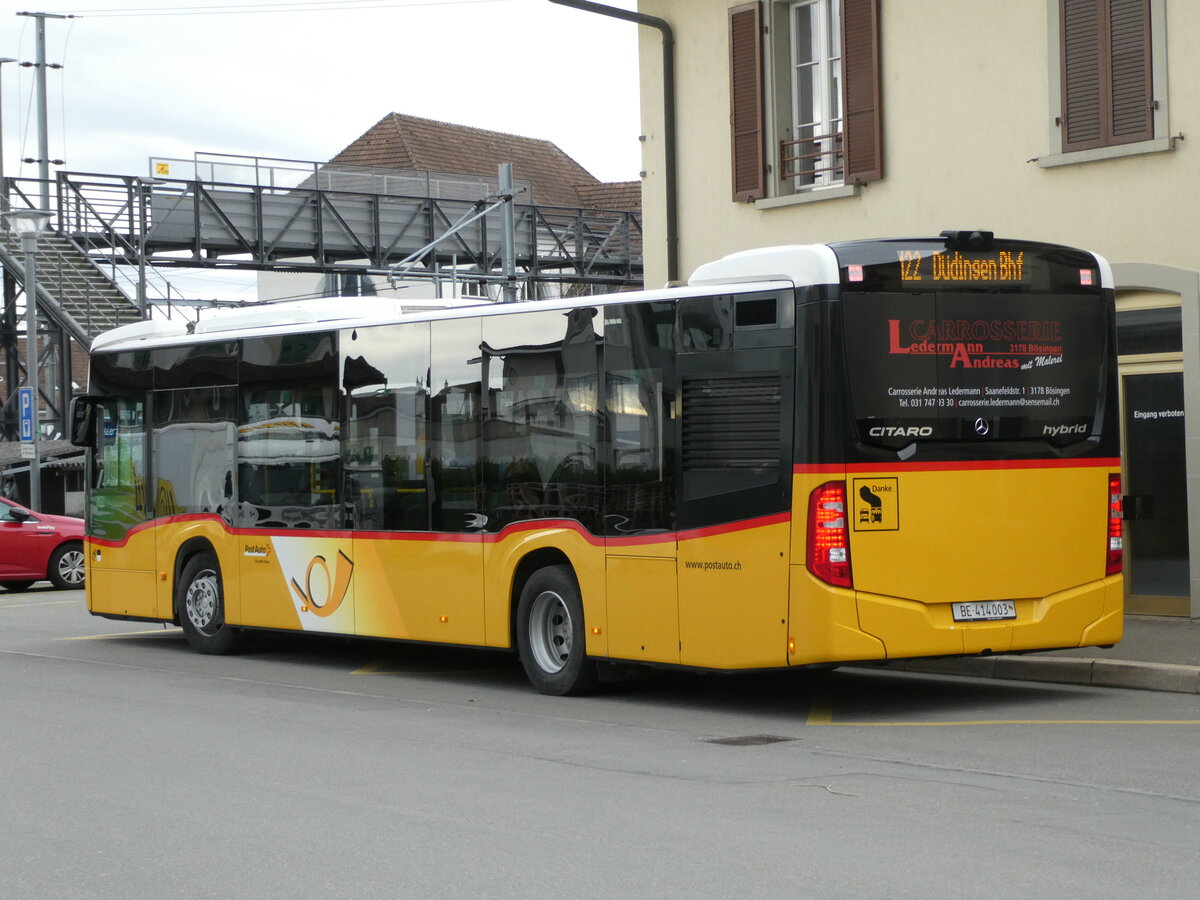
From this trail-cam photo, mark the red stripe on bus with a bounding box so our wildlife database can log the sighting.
[677,511,791,542]
[87,511,792,551]
[794,457,1119,475]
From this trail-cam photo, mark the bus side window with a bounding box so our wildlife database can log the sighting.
[603,301,676,536]
[342,322,431,532]
[679,296,733,351]
[429,319,482,532]
[151,387,237,523]
[238,334,339,530]
[88,351,153,542]
[481,308,602,533]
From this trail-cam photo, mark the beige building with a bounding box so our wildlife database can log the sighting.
[634,0,1200,616]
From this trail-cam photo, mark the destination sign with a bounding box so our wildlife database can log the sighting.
[897,249,1026,286]
[835,239,1102,294]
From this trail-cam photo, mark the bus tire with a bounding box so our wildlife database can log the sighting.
[516,564,598,696]
[48,541,86,590]
[178,552,249,655]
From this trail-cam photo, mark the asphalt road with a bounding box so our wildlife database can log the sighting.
[3,586,1200,899]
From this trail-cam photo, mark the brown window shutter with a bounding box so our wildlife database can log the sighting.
[841,0,882,184]
[1062,0,1103,150]
[1061,0,1152,152]
[1108,0,1153,143]
[729,2,765,202]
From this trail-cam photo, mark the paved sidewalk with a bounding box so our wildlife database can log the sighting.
[874,615,1200,694]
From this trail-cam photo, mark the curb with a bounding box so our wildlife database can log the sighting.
[864,655,1200,694]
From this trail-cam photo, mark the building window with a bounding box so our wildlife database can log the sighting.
[1059,0,1153,152]
[782,0,842,190]
[729,0,880,202]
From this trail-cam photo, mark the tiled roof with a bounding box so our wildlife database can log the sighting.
[575,181,642,213]
[326,113,628,210]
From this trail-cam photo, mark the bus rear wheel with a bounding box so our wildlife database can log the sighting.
[178,552,249,655]
[516,565,598,696]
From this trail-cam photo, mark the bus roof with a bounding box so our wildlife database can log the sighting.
[88,237,1111,355]
[89,278,795,354]
[688,244,841,287]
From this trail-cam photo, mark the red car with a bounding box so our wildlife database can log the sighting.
[0,496,86,591]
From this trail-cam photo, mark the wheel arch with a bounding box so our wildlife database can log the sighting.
[509,547,575,650]
[49,536,83,563]
[172,536,218,623]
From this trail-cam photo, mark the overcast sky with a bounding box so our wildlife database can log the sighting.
[2,0,643,300]
[3,0,642,182]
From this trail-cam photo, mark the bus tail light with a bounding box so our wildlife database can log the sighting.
[808,481,852,588]
[1106,474,1123,576]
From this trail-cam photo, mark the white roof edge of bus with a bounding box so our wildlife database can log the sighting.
[190,297,466,335]
[1094,252,1115,290]
[88,281,796,354]
[89,297,496,353]
[90,318,190,352]
[688,244,840,287]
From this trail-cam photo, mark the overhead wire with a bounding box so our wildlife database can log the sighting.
[59,16,79,170]
[54,0,514,18]
[14,15,33,178]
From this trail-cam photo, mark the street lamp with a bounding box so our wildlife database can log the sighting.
[0,57,16,212]
[4,207,53,510]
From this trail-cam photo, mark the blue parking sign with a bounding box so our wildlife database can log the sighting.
[18,386,34,441]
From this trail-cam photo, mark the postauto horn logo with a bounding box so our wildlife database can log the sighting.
[289,550,354,617]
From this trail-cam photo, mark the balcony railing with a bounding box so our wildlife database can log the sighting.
[779,129,844,190]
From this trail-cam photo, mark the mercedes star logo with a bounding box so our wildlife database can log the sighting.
[974,417,990,436]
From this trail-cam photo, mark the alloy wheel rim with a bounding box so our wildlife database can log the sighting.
[58,549,85,586]
[528,590,572,675]
[185,570,221,636]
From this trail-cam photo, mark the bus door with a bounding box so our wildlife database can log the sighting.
[150,386,238,621]
[237,334,353,635]
[87,393,158,619]
[674,294,795,669]
[603,301,679,664]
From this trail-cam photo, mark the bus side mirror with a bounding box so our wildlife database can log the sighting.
[68,396,105,448]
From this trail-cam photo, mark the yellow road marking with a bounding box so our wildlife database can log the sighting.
[351,657,496,676]
[812,718,1200,726]
[809,675,1200,725]
[806,684,833,725]
[0,599,80,610]
[61,628,178,641]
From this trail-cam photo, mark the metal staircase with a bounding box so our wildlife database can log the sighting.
[1,219,150,449]
[0,228,142,342]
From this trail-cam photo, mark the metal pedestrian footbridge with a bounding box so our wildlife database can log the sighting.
[1,159,643,444]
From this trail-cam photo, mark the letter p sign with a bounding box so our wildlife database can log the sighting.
[18,387,33,442]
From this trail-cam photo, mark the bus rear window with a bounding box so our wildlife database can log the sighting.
[842,292,1108,448]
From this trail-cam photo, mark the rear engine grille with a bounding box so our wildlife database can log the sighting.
[682,374,782,471]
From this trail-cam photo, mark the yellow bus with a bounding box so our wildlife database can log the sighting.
[70,232,1123,694]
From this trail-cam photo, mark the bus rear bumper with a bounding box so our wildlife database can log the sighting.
[854,575,1124,660]
[789,567,1124,664]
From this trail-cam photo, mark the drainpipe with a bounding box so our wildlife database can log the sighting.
[547,0,678,284]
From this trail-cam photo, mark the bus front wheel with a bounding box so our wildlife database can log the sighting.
[178,552,249,655]
[516,565,598,696]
